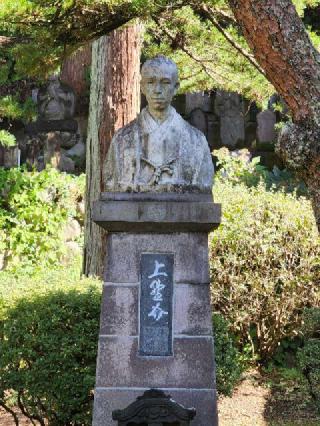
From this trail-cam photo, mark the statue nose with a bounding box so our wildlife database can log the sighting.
[154,83,162,93]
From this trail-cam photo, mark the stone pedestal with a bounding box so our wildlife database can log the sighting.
[92,193,221,426]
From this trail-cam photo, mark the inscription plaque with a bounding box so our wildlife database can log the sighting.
[139,253,174,356]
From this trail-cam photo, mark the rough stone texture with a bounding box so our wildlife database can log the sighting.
[37,76,76,121]
[104,233,210,284]
[174,283,212,336]
[257,110,277,143]
[100,285,139,336]
[96,336,215,388]
[104,57,214,193]
[214,90,245,148]
[92,199,221,233]
[93,388,218,426]
[186,92,212,114]
[93,226,218,425]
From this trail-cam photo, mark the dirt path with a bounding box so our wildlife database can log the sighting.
[219,369,320,426]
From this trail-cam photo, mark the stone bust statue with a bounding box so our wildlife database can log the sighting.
[37,76,76,121]
[104,55,214,193]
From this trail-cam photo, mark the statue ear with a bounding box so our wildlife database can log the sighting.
[174,81,180,94]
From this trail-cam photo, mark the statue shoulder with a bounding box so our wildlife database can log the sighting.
[112,117,139,141]
[178,114,207,144]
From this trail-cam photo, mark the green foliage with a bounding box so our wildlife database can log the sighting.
[0,130,16,147]
[144,5,273,102]
[214,147,308,195]
[0,167,84,272]
[0,263,101,425]
[210,157,320,362]
[297,308,320,410]
[213,313,244,396]
[0,95,37,122]
[0,0,318,104]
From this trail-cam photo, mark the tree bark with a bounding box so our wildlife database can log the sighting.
[60,43,92,114]
[83,24,141,277]
[228,0,320,228]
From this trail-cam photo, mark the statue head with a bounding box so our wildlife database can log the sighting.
[141,56,179,120]
[38,76,76,121]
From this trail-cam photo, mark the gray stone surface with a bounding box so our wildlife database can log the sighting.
[104,233,210,284]
[257,109,277,143]
[93,388,218,426]
[174,283,212,336]
[215,90,245,148]
[186,92,212,114]
[100,285,139,336]
[96,336,215,388]
[104,56,214,193]
[37,76,76,121]
[189,108,208,136]
[93,199,221,233]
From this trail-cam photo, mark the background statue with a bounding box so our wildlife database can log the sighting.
[38,76,76,121]
[104,55,214,193]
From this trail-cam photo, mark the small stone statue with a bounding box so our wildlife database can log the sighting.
[104,56,214,193]
[37,76,76,121]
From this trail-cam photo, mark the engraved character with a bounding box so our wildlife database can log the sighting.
[148,303,168,321]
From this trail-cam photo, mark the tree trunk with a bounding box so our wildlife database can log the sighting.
[83,24,141,277]
[228,0,320,228]
[60,43,92,115]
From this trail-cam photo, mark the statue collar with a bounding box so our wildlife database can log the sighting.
[140,106,177,134]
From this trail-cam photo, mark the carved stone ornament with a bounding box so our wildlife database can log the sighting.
[112,389,196,425]
[104,56,214,193]
[37,76,76,121]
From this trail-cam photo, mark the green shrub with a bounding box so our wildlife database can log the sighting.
[0,130,16,147]
[297,308,320,410]
[0,167,85,271]
[0,264,101,425]
[213,313,243,396]
[210,180,320,362]
[214,147,307,195]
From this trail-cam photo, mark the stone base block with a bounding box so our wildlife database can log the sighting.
[93,388,218,426]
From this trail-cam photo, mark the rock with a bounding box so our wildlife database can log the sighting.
[63,218,82,242]
[60,132,78,149]
[257,110,277,143]
[66,141,85,159]
[186,92,212,114]
[214,90,245,148]
[189,108,208,138]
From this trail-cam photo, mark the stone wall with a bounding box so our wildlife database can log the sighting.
[171,91,283,169]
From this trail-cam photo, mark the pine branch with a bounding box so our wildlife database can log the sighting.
[151,16,227,85]
[192,3,266,77]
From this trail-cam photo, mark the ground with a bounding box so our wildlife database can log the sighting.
[219,368,320,426]
[1,368,319,425]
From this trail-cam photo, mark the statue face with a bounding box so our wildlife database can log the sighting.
[141,64,179,114]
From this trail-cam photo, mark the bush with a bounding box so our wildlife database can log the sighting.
[297,308,320,410]
[213,313,243,396]
[214,147,307,195]
[0,167,85,271]
[0,130,16,147]
[0,264,101,425]
[210,179,320,362]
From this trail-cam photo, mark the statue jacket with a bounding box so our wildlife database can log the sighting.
[104,106,214,193]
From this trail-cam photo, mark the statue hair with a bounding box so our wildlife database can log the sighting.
[141,55,179,82]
